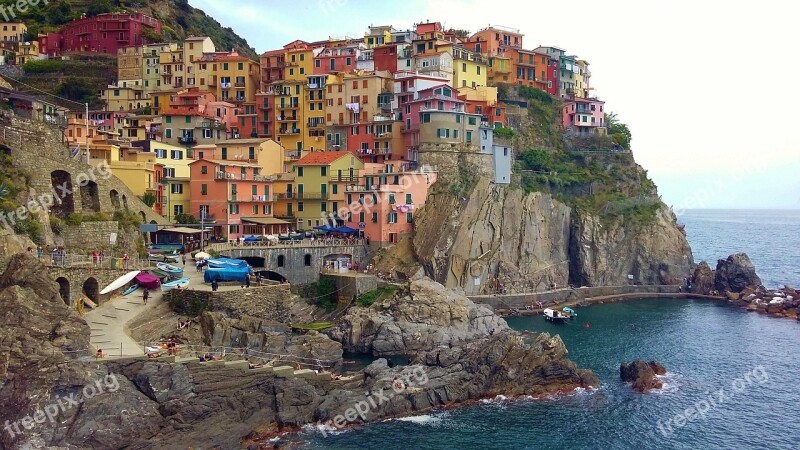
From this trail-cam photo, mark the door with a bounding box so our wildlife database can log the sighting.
[297,184,304,199]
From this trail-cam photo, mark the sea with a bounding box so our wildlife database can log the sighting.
[282,209,800,450]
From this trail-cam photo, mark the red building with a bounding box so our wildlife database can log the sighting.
[313,44,360,75]
[38,12,161,56]
[373,44,399,73]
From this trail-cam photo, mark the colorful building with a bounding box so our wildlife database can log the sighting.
[189,159,283,240]
[469,26,523,57]
[562,97,606,136]
[344,164,437,246]
[39,12,161,56]
[403,83,471,160]
[15,41,38,65]
[0,22,26,50]
[364,25,395,48]
[533,49,560,96]
[279,151,364,231]
[117,45,144,84]
[458,86,507,128]
[136,140,193,221]
[451,45,488,89]
[101,83,149,112]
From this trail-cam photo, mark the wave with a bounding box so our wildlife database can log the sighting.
[395,414,443,425]
[301,423,351,436]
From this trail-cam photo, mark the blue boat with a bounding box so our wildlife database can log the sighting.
[562,307,577,318]
[161,278,190,292]
[122,284,139,296]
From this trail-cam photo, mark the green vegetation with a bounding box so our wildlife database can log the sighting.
[606,112,632,150]
[493,126,515,139]
[315,276,338,311]
[518,85,554,104]
[113,210,142,232]
[175,213,199,224]
[167,292,208,317]
[356,285,398,307]
[49,215,64,234]
[22,59,64,74]
[13,218,42,244]
[291,322,336,331]
[64,212,111,226]
[140,192,157,207]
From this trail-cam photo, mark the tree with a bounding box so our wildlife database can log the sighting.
[174,213,199,224]
[140,192,157,207]
[605,112,632,150]
[86,0,113,17]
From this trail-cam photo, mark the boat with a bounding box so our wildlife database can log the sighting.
[543,308,570,323]
[122,284,140,296]
[99,270,141,295]
[562,307,577,318]
[156,262,184,275]
[161,278,190,292]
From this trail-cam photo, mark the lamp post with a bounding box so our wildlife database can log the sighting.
[164,180,171,223]
[200,207,206,251]
[84,102,90,164]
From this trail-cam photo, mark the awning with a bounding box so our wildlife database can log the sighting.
[242,217,291,226]
[159,227,205,234]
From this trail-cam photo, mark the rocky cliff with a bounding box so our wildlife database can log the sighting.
[412,176,693,295]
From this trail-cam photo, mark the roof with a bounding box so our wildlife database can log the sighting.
[159,227,204,234]
[185,36,210,41]
[241,217,291,226]
[295,151,354,166]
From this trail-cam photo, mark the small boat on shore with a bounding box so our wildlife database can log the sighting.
[562,307,577,318]
[161,278,190,292]
[544,308,570,323]
[156,262,183,276]
[122,284,140,296]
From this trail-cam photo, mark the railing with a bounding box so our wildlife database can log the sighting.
[284,151,301,159]
[207,238,366,251]
[235,81,246,87]
[41,253,157,270]
[220,82,232,89]
[230,194,271,202]
[178,137,196,145]
[274,192,328,200]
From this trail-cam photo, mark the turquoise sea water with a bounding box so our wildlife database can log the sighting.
[286,210,800,449]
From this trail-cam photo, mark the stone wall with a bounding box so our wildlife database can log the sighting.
[219,245,369,285]
[165,284,293,323]
[48,266,130,305]
[469,284,682,310]
[418,143,495,182]
[327,273,378,302]
[58,221,121,253]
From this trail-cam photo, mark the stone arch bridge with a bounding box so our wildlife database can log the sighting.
[213,242,370,285]
[48,266,133,306]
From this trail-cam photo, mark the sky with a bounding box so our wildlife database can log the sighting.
[189,0,800,210]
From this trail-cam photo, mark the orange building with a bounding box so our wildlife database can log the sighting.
[469,26,524,57]
[189,159,287,240]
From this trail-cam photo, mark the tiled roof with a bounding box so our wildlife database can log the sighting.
[295,151,354,166]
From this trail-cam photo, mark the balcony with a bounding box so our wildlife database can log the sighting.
[230,194,271,203]
[275,192,328,200]
[220,82,232,89]
[277,128,300,135]
[284,150,301,160]
[277,115,297,122]
[208,77,217,86]
[373,131,393,140]
[235,81,246,87]
[178,137,197,145]
[307,120,325,129]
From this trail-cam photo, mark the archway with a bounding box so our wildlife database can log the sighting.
[304,254,312,266]
[238,256,265,268]
[110,189,121,210]
[0,143,11,156]
[55,277,70,305]
[277,255,285,267]
[254,270,287,283]
[122,194,129,210]
[80,180,101,212]
[50,170,75,219]
[82,277,99,303]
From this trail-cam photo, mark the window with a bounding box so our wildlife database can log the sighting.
[203,128,212,139]
[388,212,398,223]
[170,183,183,194]
[388,194,395,204]
[462,63,467,72]
[304,254,311,266]
[466,131,472,143]
[277,255,285,267]
[406,193,412,204]
[321,166,327,176]
[316,59,321,68]
[422,113,431,123]
[170,150,183,160]
[320,202,327,212]
[407,212,413,223]
[496,108,502,116]
[456,114,461,123]
[297,167,304,177]
[362,80,367,88]
[201,165,208,174]
[201,184,208,195]
[468,117,477,125]
[230,204,239,215]
[248,147,255,160]
[173,205,183,216]
[221,148,227,160]
[332,184,338,194]
[454,130,459,139]
[297,202,304,212]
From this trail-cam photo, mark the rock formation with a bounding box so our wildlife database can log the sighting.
[714,253,762,293]
[328,278,508,356]
[620,360,666,393]
[690,261,716,295]
[200,311,344,371]
[412,178,693,295]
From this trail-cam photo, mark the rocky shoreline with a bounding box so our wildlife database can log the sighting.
[0,254,597,449]
[691,253,799,320]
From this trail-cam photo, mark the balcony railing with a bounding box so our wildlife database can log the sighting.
[230,194,271,203]
[284,151,301,160]
[220,82,232,89]
[235,81,246,87]
[275,192,329,200]
[277,129,300,135]
[178,137,196,145]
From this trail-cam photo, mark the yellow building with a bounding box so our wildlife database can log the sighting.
[487,55,513,85]
[148,140,193,220]
[280,151,364,230]
[575,59,591,98]
[364,25,394,48]
[142,43,178,94]
[183,36,216,90]
[207,50,259,109]
[101,84,150,112]
[451,46,488,89]
[15,41,38,65]
[214,138,286,176]
[159,45,185,90]
[118,46,143,84]
[0,22,25,46]
[324,70,393,126]
[456,85,498,105]
[88,138,157,198]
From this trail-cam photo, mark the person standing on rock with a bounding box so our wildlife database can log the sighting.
[142,288,149,305]
[123,253,129,270]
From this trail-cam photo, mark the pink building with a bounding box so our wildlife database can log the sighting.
[344,163,437,246]
[562,97,606,136]
[402,83,465,160]
[39,12,160,56]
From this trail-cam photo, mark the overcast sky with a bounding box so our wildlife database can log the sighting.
[189,0,800,210]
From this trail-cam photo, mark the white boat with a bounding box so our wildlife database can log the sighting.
[161,278,190,292]
[543,308,569,323]
[99,270,141,295]
[156,262,184,275]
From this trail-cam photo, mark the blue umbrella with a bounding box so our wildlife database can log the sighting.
[244,235,257,242]
[314,225,336,232]
[334,226,358,234]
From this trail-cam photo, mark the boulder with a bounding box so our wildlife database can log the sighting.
[714,253,762,293]
[328,278,508,356]
[690,262,715,295]
[620,360,665,393]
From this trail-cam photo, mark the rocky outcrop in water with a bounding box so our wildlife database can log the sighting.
[715,253,762,293]
[412,177,693,295]
[690,261,716,295]
[620,360,666,393]
[327,278,508,356]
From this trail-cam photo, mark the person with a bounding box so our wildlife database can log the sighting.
[122,253,129,270]
[92,250,98,267]
[245,276,250,288]
[211,279,219,292]
[99,251,104,266]
[196,260,202,272]
[37,246,42,258]
[96,348,105,359]
[142,288,149,305]
[51,248,57,265]
[489,328,495,336]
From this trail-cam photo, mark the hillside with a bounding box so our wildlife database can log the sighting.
[0,0,257,107]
